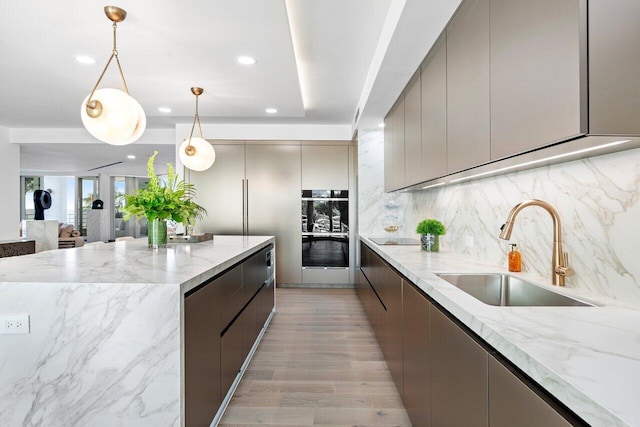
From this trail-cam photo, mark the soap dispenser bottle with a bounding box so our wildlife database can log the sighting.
[508,244,521,272]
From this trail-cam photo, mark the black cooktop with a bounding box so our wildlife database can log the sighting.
[369,237,420,245]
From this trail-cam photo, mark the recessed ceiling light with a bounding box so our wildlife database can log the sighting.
[237,56,257,65]
[378,123,385,128]
[158,107,172,113]
[127,155,136,159]
[75,55,96,64]
[265,108,278,114]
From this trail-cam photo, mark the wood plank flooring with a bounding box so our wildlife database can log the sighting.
[219,288,411,426]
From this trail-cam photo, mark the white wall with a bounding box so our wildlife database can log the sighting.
[0,127,20,240]
[358,130,640,307]
[41,176,69,223]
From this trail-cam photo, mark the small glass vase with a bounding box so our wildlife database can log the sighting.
[421,234,439,252]
[148,219,168,249]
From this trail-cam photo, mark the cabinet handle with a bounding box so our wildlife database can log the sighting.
[242,179,246,235]
[245,179,249,234]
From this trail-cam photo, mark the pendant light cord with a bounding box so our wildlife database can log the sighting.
[186,94,204,149]
[86,22,130,107]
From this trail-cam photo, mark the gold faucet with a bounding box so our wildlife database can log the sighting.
[499,199,574,286]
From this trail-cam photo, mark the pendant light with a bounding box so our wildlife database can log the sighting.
[81,6,146,145]
[179,87,216,171]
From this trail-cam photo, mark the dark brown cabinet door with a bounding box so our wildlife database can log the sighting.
[184,279,221,427]
[219,265,244,331]
[431,307,488,426]
[489,356,572,427]
[402,281,431,427]
[385,266,404,400]
[256,281,274,331]
[244,246,269,300]
[220,317,244,398]
[242,299,258,360]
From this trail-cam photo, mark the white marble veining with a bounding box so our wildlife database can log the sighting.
[361,237,640,427]
[358,130,640,307]
[0,235,274,426]
[357,130,411,236]
[21,220,58,252]
[86,209,110,243]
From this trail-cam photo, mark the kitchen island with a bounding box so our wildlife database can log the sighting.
[360,236,640,427]
[0,235,275,427]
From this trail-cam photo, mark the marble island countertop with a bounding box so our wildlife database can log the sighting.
[361,236,640,427]
[0,235,274,293]
[0,235,274,426]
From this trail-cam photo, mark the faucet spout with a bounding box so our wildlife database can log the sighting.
[499,199,573,286]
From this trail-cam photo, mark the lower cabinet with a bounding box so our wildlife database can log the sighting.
[385,264,404,400]
[220,316,244,396]
[431,306,489,426]
[185,244,274,426]
[184,273,222,427]
[489,356,573,427]
[358,242,586,427]
[402,280,431,427]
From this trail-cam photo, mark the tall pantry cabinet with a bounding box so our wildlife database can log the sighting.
[190,141,302,284]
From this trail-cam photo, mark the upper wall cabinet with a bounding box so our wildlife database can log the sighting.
[384,95,406,192]
[384,110,393,193]
[589,0,640,135]
[446,0,491,173]
[383,0,640,192]
[420,32,447,183]
[391,95,406,190]
[404,71,422,185]
[301,144,349,189]
[490,0,586,160]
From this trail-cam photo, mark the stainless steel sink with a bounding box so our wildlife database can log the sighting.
[436,273,595,307]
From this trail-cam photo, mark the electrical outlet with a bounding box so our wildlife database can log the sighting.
[1,314,30,335]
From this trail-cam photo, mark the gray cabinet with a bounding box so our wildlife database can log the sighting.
[191,141,301,285]
[489,356,572,427]
[301,144,349,189]
[191,142,245,235]
[420,31,448,182]
[404,71,422,185]
[383,96,405,191]
[246,143,301,284]
[589,0,640,135]
[383,111,393,192]
[446,0,490,172]
[391,96,406,190]
[402,281,431,427]
[490,0,586,160]
[431,307,489,426]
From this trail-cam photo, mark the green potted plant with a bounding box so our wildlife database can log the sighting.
[416,219,446,252]
[122,151,206,248]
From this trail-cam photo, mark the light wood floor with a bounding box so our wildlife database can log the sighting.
[219,288,412,426]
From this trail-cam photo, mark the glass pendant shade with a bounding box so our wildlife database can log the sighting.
[179,137,216,171]
[81,88,146,145]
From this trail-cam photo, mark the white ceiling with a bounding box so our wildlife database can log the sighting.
[1,0,459,175]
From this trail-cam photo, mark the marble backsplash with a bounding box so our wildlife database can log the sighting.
[358,129,640,307]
